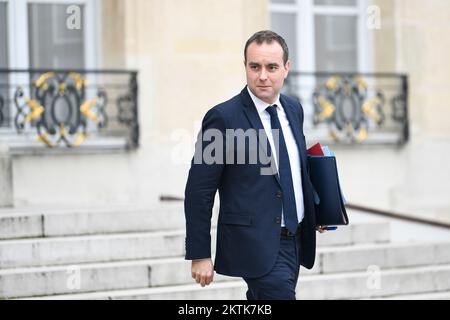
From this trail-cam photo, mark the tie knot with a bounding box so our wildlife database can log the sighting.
[266,104,278,117]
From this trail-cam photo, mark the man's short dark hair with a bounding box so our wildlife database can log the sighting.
[244,30,289,65]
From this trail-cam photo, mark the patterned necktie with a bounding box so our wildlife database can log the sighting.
[266,104,298,234]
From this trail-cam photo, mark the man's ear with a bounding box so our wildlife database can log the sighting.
[284,60,291,78]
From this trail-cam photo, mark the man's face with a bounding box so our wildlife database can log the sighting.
[245,41,290,104]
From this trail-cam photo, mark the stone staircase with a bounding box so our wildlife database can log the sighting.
[1,203,450,300]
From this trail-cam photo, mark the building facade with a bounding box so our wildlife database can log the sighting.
[0,0,449,224]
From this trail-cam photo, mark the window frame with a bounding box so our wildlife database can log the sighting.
[0,0,101,132]
[6,0,100,71]
[269,0,373,73]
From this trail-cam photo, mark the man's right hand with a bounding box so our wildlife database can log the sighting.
[191,258,214,287]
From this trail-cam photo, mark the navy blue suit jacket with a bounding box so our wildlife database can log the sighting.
[184,86,317,278]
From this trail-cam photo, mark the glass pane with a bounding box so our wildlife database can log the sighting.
[0,2,8,128]
[314,15,357,72]
[271,0,296,4]
[314,0,356,6]
[270,12,297,68]
[28,3,85,69]
[0,3,7,68]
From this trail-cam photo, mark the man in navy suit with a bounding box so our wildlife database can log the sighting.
[184,30,326,300]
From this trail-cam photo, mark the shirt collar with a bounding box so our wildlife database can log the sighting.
[247,86,282,116]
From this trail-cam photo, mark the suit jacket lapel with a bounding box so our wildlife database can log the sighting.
[280,94,308,173]
[240,87,281,186]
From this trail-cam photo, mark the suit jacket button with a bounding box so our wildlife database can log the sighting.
[276,191,283,198]
[275,217,281,224]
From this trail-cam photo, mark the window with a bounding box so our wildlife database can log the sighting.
[271,11,298,69]
[270,0,372,132]
[28,3,85,69]
[314,15,357,72]
[0,1,9,128]
[0,3,7,69]
[4,0,99,71]
[0,0,99,130]
[270,0,370,72]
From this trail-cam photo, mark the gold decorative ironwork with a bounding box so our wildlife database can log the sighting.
[80,98,98,121]
[24,99,44,123]
[313,75,385,143]
[14,72,108,148]
[316,96,335,122]
[33,72,55,89]
[0,68,139,149]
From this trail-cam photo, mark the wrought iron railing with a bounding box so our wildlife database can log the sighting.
[283,72,408,145]
[0,69,139,149]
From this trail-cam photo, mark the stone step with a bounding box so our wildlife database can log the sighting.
[0,206,381,242]
[297,264,450,300]
[17,264,450,300]
[377,291,450,300]
[0,230,184,269]
[3,241,450,298]
[0,221,389,269]
[0,203,187,240]
[317,241,450,273]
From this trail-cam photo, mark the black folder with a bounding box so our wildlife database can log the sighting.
[307,155,349,227]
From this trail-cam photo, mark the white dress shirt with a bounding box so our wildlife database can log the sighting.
[247,87,305,225]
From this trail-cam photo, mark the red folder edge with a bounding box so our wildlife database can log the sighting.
[307,143,324,156]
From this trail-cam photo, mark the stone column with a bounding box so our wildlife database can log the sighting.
[0,142,13,207]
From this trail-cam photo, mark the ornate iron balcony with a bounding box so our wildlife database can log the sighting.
[283,72,408,145]
[0,69,139,150]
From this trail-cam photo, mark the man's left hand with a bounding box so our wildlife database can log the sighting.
[316,226,327,233]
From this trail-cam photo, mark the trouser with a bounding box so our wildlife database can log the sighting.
[243,227,301,300]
